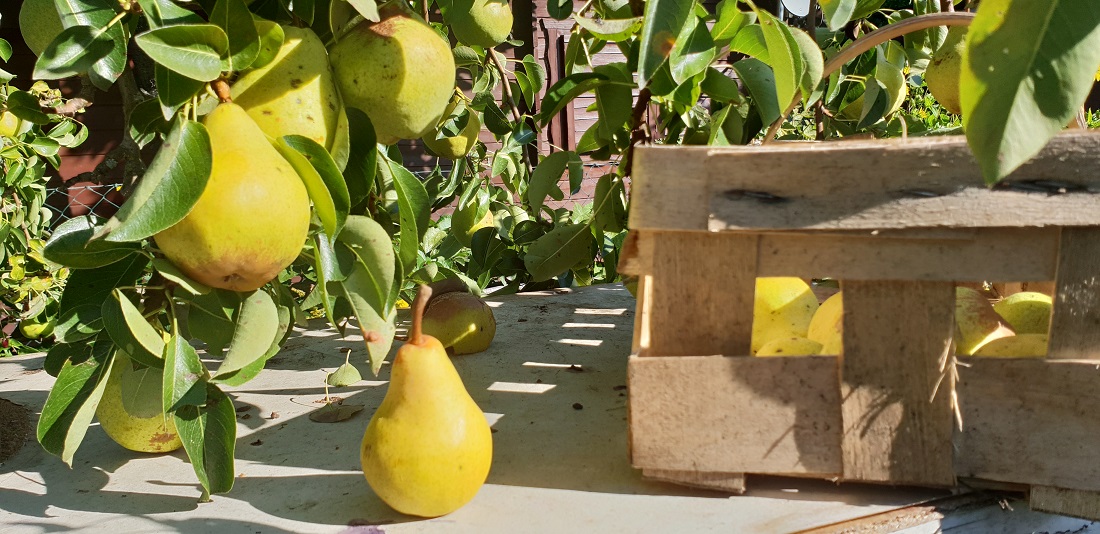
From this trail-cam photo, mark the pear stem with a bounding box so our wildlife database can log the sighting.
[212,79,232,103]
[410,284,433,346]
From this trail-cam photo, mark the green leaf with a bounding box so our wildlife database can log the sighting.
[961,0,1100,184]
[251,19,285,70]
[730,24,769,63]
[281,135,351,236]
[155,65,207,120]
[118,359,165,418]
[326,362,362,387]
[592,174,626,233]
[855,77,888,129]
[346,0,380,23]
[529,151,579,215]
[44,217,140,269]
[137,0,204,28]
[55,0,127,89]
[821,0,857,31]
[0,39,11,62]
[573,15,643,42]
[732,58,781,126]
[524,223,596,282]
[162,329,207,413]
[755,8,802,117]
[6,91,51,125]
[37,349,114,467]
[32,25,114,80]
[790,27,825,105]
[337,273,396,375]
[102,120,212,242]
[712,0,753,44]
[210,0,261,72]
[386,154,430,276]
[101,289,166,369]
[701,67,744,103]
[152,258,211,295]
[344,108,377,208]
[135,24,230,81]
[213,290,279,380]
[174,383,237,496]
[539,72,609,125]
[55,256,150,344]
[637,0,694,86]
[669,14,716,85]
[183,290,240,354]
[547,0,573,20]
[336,216,395,317]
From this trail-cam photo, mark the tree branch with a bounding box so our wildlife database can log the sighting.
[43,75,96,116]
[623,87,652,178]
[487,51,535,176]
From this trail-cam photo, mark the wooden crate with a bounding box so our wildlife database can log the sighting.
[619,131,1100,521]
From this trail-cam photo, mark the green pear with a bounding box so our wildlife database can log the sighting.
[450,199,494,248]
[421,291,496,355]
[19,0,65,57]
[361,285,492,517]
[96,354,183,453]
[154,103,311,292]
[993,291,1053,335]
[423,103,481,160]
[232,26,350,167]
[329,6,456,144]
[924,26,966,115]
[973,333,1048,358]
[443,0,514,48]
[955,287,1015,355]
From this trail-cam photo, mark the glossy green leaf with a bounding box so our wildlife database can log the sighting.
[55,0,127,89]
[6,91,50,125]
[730,24,769,63]
[337,273,397,375]
[54,256,150,344]
[101,288,166,369]
[118,358,165,418]
[821,0,857,31]
[137,0,204,28]
[163,329,207,413]
[326,362,362,387]
[213,290,279,380]
[44,217,140,268]
[547,0,573,20]
[136,24,230,81]
[755,8,802,117]
[574,15,642,42]
[336,216,395,317]
[0,38,11,62]
[344,108,377,208]
[282,135,351,236]
[592,174,626,233]
[528,151,573,215]
[174,383,237,496]
[790,26,824,105]
[637,0,693,86]
[386,154,430,276]
[711,0,753,44]
[152,258,211,295]
[155,65,207,120]
[32,25,114,80]
[210,0,260,71]
[855,77,888,129]
[251,19,285,70]
[524,223,595,282]
[732,58,781,126]
[102,119,212,242]
[961,0,1100,184]
[669,14,716,85]
[539,72,609,125]
[701,67,744,103]
[183,290,240,354]
[37,349,114,466]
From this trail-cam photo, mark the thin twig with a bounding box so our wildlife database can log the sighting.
[623,87,652,177]
[43,75,95,116]
[487,51,535,176]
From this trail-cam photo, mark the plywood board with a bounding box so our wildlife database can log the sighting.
[1030,486,1100,521]
[1049,227,1100,360]
[641,469,747,494]
[628,131,1100,232]
[954,358,1100,492]
[839,281,956,486]
[628,355,843,476]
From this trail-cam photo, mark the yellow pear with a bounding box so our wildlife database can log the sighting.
[756,336,823,357]
[444,0,514,48]
[422,291,496,355]
[0,111,25,138]
[807,291,843,355]
[955,287,1015,355]
[450,200,494,248]
[924,26,966,115]
[19,0,65,56]
[993,291,1053,335]
[232,26,349,166]
[329,6,456,144]
[751,277,819,354]
[424,103,481,160]
[154,103,310,291]
[973,333,1048,358]
[361,285,493,517]
[96,353,183,453]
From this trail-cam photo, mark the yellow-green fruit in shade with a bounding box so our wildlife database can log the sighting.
[424,109,481,160]
[19,0,65,56]
[924,26,966,115]
[0,111,24,138]
[329,7,456,144]
[839,73,907,121]
[154,103,310,291]
[751,277,819,355]
[955,287,1015,355]
[993,291,1053,335]
[807,292,843,355]
[362,286,492,517]
[445,0,513,48]
[96,356,183,453]
[18,318,54,340]
[232,26,349,162]
[756,336,823,357]
[973,333,1048,358]
[422,291,496,355]
[451,201,494,248]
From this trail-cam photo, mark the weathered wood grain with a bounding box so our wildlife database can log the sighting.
[1030,486,1100,521]
[641,469,747,494]
[1049,227,1100,360]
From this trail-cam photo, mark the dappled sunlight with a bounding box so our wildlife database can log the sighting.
[486,381,557,394]
[574,307,629,316]
[554,338,604,347]
[522,361,584,370]
[562,322,617,328]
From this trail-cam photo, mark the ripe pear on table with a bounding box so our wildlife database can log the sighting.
[361,285,493,518]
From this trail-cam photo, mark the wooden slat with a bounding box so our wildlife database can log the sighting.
[641,469,746,494]
[1030,486,1100,521]
[955,358,1100,492]
[629,131,1100,231]
[628,355,842,476]
[642,232,757,356]
[1049,227,1100,360]
[839,281,956,486]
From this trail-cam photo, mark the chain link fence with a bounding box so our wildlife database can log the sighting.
[43,183,125,230]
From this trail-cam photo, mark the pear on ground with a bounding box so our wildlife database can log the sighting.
[330,6,456,144]
[756,336,823,357]
[422,290,496,355]
[924,26,966,115]
[807,291,843,355]
[232,26,349,165]
[955,287,1015,355]
[751,277,819,354]
[19,0,65,56]
[96,354,183,453]
[993,291,1052,335]
[973,333,1048,358]
[361,285,493,517]
[154,103,310,291]
[444,0,514,48]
